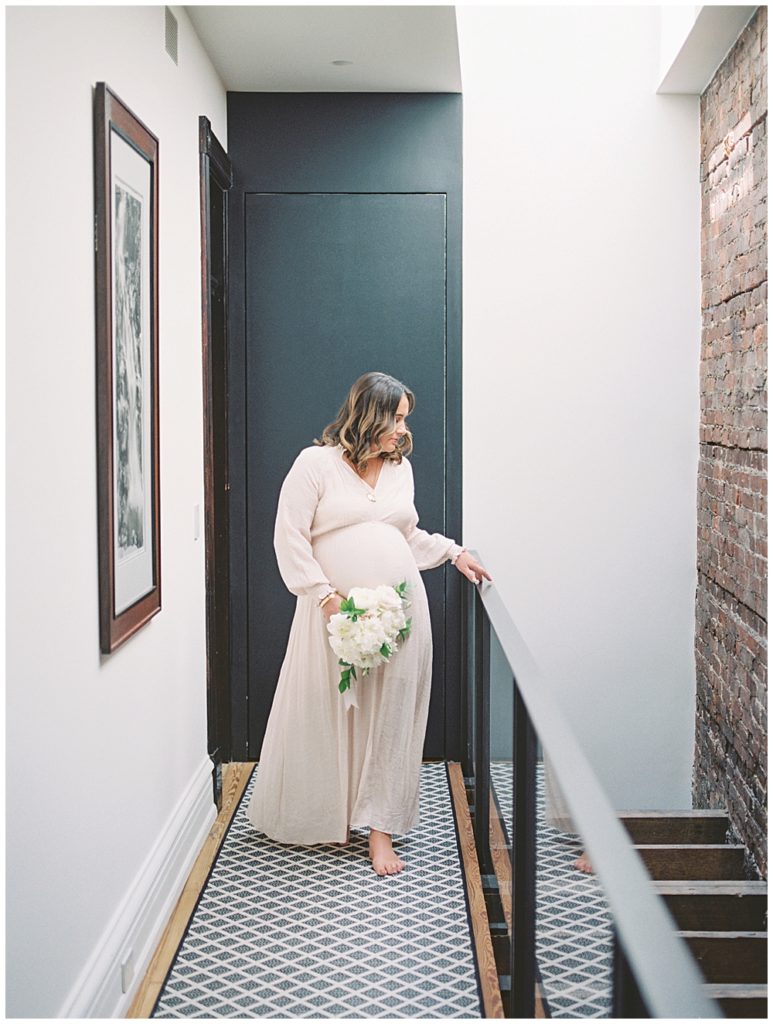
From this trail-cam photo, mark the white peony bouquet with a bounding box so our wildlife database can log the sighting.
[326,582,412,705]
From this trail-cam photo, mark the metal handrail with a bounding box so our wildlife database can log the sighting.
[468,555,722,1019]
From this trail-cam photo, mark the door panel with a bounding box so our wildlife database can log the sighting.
[244,192,449,757]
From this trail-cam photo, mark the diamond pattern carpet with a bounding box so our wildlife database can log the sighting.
[490,761,614,1018]
[151,762,483,1018]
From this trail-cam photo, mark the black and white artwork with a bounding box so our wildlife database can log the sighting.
[114,182,145,555]
[110,130,154,615]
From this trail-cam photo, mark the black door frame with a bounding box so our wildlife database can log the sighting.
[199,116,233,807]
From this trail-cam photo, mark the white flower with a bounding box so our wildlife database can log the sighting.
[326,582,413,697]
[348,587,380,611]
[375,584,404,610]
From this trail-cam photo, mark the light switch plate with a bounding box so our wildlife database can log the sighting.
[120,949,134,993]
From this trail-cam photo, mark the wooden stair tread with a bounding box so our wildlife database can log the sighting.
[620,810,730,817]
[705,982,768,1018]
[678,930,767,938]
[655,880,767,930]
[681,931,768,984]
[634,843,747,880]
[619,810,730,844]
[704,983,768,996]
[634,843,745,850]
[654,880,766,894]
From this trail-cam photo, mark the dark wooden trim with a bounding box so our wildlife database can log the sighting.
[94,83,161,654]
[199,117,233,780]
[200,118,232,188]
[448,762,505,1019]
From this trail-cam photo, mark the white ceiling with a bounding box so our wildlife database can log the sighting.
[185,5,461,92]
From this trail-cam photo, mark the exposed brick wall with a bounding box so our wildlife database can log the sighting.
[694,7,767,879]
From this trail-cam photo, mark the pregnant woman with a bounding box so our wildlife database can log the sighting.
[245,371,491,876]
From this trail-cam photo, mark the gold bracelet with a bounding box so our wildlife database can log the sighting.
[319,591,338,609]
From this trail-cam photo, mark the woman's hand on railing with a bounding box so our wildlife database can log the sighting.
[452,551,492,585]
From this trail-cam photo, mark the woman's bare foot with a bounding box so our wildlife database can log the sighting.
[573,850,593,873]
[368,829,405,875]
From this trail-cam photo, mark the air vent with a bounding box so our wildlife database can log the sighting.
[165,7,178,65]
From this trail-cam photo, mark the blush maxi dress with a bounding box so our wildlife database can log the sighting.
[244,442,464,845]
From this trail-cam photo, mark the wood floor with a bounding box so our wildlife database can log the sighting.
[128,761,519,1019]
[127,762,255,1018]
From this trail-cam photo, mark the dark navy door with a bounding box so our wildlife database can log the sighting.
[227,94,462,761]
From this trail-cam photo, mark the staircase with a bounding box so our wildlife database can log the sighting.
[620,809,768,1018]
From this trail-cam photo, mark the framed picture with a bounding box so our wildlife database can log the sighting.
[94,83,160,653]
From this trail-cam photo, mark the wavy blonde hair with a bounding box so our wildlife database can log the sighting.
[314,371,415,473]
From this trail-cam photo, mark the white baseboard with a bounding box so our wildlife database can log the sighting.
[59,755,218,1018]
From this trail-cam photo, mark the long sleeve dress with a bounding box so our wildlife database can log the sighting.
[244,442,464,845]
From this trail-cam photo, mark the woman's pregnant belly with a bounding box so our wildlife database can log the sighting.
[312,521,419,595]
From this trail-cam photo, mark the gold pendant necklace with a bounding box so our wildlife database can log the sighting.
[363,470,378,501]
[343,447,380,500]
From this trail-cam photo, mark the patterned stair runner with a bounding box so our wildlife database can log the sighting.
[152,762,483,1018]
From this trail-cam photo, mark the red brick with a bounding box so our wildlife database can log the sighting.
[695,8,767,881]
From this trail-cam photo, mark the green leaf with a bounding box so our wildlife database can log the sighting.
[380,642,391,658]
[339,678,349,693]
[351,665,357,680]
[340,596,366,619]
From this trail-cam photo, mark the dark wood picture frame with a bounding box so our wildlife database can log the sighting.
[94,83,161,653]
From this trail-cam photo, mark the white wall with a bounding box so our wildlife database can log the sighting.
[457,6,701,811]
[6,6,226,1016]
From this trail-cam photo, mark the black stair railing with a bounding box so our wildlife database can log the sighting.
[461,555,723,1019]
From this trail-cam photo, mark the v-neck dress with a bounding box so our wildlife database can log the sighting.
[244,442,464,844]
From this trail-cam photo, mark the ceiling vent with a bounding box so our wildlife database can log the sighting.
[165,7,178,65]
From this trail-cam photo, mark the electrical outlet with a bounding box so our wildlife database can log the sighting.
[120,949,135,994]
